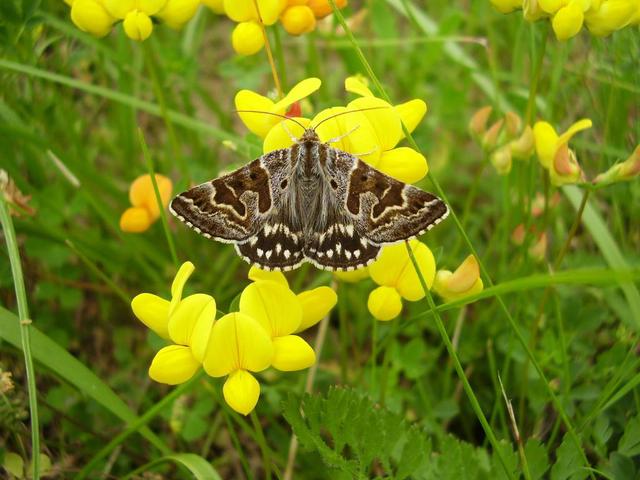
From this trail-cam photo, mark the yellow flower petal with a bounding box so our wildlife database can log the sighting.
[203,312,273,377]
[433,270,484,301]
[202,0,225,14]
[119,207,152,233]
[367,286,403,321]
[280,5,317,35]
[490,0,523,14]
[156,0,200,29]
[167,293,216,347]
[129,174,173,220]
[235,89,277,137]
[263,117,311,153]
[170,261,195,310]
[149,345,200,385]
[308,0,347,18]
[552,1,584,40]
[295,286,337,332]
[231,21,265,56]
[104,0,135,18]
[376,147,428,184]
[538,0,563,14]
[248,266,289,286]
[239,281,302,336]
[131,293,170,339]
[345,75,374,97]
[271,335,316,371]
[139,0,168,15]
[395,241,436,301]
[223,370,260,415]
[346,96,401,151]
[334,267,370,283]
[123,11,153,41]
[557,118,592,145]
[70,0,116,37]
[395,99,427,135]
[533,121,560,169]
[272,78,322,112]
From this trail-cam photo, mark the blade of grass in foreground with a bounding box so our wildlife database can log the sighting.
[122,453,223,480]
[0,195,40,479]
[0,306,167,453]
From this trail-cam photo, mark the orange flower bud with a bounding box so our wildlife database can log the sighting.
[482,119,504,151]
[308,0,347,18]
[281,5,316,35]
[469,105,493,137]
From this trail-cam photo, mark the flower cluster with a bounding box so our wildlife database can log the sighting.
[204,0,348,55]
[65,0,200,41]
[236,76,429,184]
[132,262,336,415]
[469,106,534,175]
[491,0,640,40]
[120,174,173,233]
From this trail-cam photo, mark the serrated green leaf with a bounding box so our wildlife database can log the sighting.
[551,434,588,480]
[525,439,550,480]
[618,415,640,457]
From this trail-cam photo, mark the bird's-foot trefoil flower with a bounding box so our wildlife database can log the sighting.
[120,174,173,233]
[433,255,484,302]
[131,262,216,385]
[594,145,640,185]
[367,240,436,321]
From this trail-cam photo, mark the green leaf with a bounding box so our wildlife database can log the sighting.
[2,452,23,478]
[0,306,167,452]
[525,439,550,480]
[551,433,588,480]
[618,415,640,457]
[124,454,222,480]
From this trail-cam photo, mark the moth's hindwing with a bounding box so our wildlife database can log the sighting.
[327,149,449,244]
[170,149,289,243]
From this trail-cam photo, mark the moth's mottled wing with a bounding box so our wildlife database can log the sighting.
[325,148,449,245]
[170,149,290,243]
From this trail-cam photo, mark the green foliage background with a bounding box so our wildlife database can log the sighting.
[1,0,639,478]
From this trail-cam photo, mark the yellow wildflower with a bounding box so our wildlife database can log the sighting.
[594,145,640,185]
[433,255,484,302]
[131,262,216,385]
[281,5,317,34]
[367,240,436,321]
[119,174,172,233]
[232,22,265,55]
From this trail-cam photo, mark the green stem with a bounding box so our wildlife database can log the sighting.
[141,40,185,177]
[524,24,549,125]
[327,2,592,475]
[250,410,272,480]
[138,128,179,267]
[403,242,514,479]
[0,195,40,479]
[75,375,195,479]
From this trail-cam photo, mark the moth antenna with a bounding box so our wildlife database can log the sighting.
[281,121,299,143]
[234,110,307,131]
[310,106,389,131]
[326,124,361,144]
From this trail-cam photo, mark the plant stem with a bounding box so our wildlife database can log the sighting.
[250,410,272,480]
[524,24,549,126]
[138,128,179,267]
[251,0,282,97]
[0,195,40,479]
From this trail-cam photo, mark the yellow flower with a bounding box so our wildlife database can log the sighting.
[256,76,429,184]
[232,21,265,55]
[490,0,524,14]
[119,174,173,233]
[585,0,637,36]
[202,0,226,14]
[533,119,591,185]
[235,77,321,137]
[367,240,436,321]
[203,312,274,415]
[594,145,640,185]
[334,267,370,283]
[281,5,316,35]
[156,0,201,29]
[433,255,484,302]
[131,262,217,385]
[551,0,586,40]
[224,0,285,25]
[70,0,117,37]
[490,145,513,175]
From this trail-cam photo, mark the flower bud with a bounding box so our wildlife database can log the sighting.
[550,143,583,186]
[482,119,504,151]
[509,125,535,159]
[504,111,522,138]
[281,5,316,35]
[232,21,265,55]
[120,206,152,232]
[593,145,640,185]
[123,10,153,41]
[433,255,484,301]
[469,106,492,138]
[490,145,512,175]
[511,224,526,245]
[529,232,548,262]
[368,286,403,321]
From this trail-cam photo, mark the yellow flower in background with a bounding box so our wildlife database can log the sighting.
[367,240,436,321]
[594,145,640,185]
[243,76,429,184]
[131,262,217,384]
[334,267,370,283]
[203,312,274,415]
[585,0,638,36]
[533,119,591,186]
[433,255,484,302]
[119,174,173,233]
[66,0,200,41]
[490,0,522,13]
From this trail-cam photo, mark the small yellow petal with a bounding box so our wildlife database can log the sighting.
[552,2,584,40]
[104,0,135,18]
[235,89,277,137]
[239,281,302,336]
[71,0,116,37]
[396,241,436,301]
[149,345,200,385]
[272,78,322,112]
[271,335,316,371]
[248,266,289,286]
[170,261,195,309]
[334,267,370,283]
[395,99,427,135]
[538,0,563,13]
[167,293,216,347]
[368,286,403,321]
[156,0,200,29]
[263,118,311,153]
[203,312,274,377]
[139,0,168,15]
[231,21,265,56]
[131,293,171,339]
[445,255,481,293]
[280,5,317,35]
[202,0,225,14]
[533,121,560,169]
[376,147,428,184]
[346,96,400,151]
[345,75,374,97]
[119,207,152,233]
[295,286,337,332]
[123,11,153,41]
[129,174,173,219]
[557,118,592,145]
[223,370,260,415]
[433,270,484,301]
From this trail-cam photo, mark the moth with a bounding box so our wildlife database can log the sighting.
[170,113,448,272]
